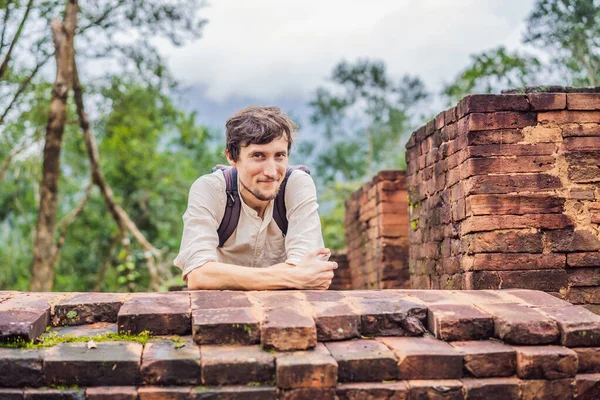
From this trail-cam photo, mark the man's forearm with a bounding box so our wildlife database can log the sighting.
[186,261,296,290]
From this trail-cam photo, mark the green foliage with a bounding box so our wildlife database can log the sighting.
[0,329,154,349]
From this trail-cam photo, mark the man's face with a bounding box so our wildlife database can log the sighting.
[229,135,289,203]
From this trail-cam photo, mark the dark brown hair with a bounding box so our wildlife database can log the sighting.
[225,106,297,162]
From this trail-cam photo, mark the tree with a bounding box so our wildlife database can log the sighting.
[307,59,428,250]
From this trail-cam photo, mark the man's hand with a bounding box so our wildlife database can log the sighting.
[287,248,338,290]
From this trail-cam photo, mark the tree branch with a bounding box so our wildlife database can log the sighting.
[0,144,26,184]
[0,0,13,54]
[0,0,34,80]
[72,52,163,290]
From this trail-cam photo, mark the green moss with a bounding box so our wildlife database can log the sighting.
[246,382,262,387]
[0,329,154,349]
[411,219,419,231]
[66,311,78,319]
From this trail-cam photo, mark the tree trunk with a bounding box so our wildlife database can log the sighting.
[30,0,78,292]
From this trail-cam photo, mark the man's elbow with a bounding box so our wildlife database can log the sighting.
[186,267,209,290]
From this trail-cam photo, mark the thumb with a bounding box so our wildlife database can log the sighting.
[303,248,326,259]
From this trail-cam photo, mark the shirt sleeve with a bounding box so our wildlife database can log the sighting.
[284,170,325,265]
[173,173,225,280]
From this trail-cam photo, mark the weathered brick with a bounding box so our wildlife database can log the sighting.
[568,268,600,287]
[539,110,600,124]
[201,345,274,386]
[462,156,555,177]
[457,95,529,117]
[0,309,49,343]
[23,388,85,399]
[466,269,568,292]
[118,293,190,335]
[467,143,555,157]
[138,387,192,400]
[528,93,567,111]
[564,136,600,151]
[521,379,574,400]
[472,253,565,271]
[576,374,600,400]
[280,388,335,400]
[477,303,559,345]
[460,214,573,234]
[261,307,317,351]
[382,336,463,379]
[469,111,537,131]
[566,151,600,183]
[573,348,600,373]
[428,304,493,341]
[0,389,22,400]
[193,386,277,399]
[335,382,408,400]
[467,194,564,215]
[499,289,572,308]
[451,340,516,378]
[85,387,137,400]
[461,377,520,400]
[53,293,125,326]
[540,306,600,347]
[466,129,524,145]
[0,348,44,387]
[465,231,543,254]
[464,174,562,195]
[352,298,427,337]
[325,340,397,382]
[44,342,142,386]
[191,291,252,309]
[567,93,600,110]
[546,229,600,252]
[248,292,305,309]
[514,345,578,379]
[407,380,463,400]
[140,338,200,385]
[310,302,360,341]
[562,123,600,137]
[566,287,600,304]
[276,343,337,389]
[192,307,260,345]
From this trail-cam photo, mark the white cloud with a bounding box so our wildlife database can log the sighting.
[157,0,536,102]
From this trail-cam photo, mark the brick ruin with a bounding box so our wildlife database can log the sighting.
[2,289,600,399]
[343,89,600,312]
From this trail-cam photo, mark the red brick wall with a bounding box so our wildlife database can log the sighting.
[405,91,600,308]
[329,250,351,290]
[344,171,410,289]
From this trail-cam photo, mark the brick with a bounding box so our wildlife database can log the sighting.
[118,293,190,335]
[573,348,600,373]
[539,306,600,347]
[521,379,574,400]
[562,123,600,137]
[46,322,117,338]
[566,150,600,183]
[310,302,360,341]
[192,307,260,345]
[461,377,520,400]
[280,388,335,400]
[44,342,142,386]
[514,345,578,379]
[461,214,573,234]
[261,307,317,351]
[428,304,493,341]
[457,95,529,117]
[568,268,600,287]
[467,194,564,215]
[528,93,567,110]
[466,129,524,145]
[467,269,568,292]
[303,291,345,302]
[564,136,600,151]
[335,382,408,400]
[566,287,600,304]
[477,303,559,344]
[191,291,252,309]
[23,388,85,399]
[138,387,193,400]
[382,336,463,379]
[568,189,596,200]
[276,343,337,389]
[467,143,555,157]
[567,93,600,110]
[325,340,397,382]
[407,380,463,400]
[539,110,600,124]
[193,386,277,399]
[85,387,137,400]
[464,174,562,195]
[546,229,600,252]
[465,231,543,254]
[451,340,516,378]
[576,374,600,400]
[140,338,200,385]
[200,345,274,386]
[53,293,125,326]
[567,252,600,267]
[352,298,427,337]
[468,111,537,131]
[499,289,572,308]
[0,348,44,387]
[462,156,555,177]
[472,253,565,271]
[0,389,22,400]
[248,292,305,309]
[0,309,49,343]
[449,290,516,305]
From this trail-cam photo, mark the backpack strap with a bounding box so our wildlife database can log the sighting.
[273,165,310,237]
[215,166,241,247]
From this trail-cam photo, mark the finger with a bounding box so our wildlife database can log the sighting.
[304,248,325,259]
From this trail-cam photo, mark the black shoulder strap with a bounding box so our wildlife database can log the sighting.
[216,167,241,247]
[273,165,310,236]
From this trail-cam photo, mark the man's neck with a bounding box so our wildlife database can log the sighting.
[239,187,270,219]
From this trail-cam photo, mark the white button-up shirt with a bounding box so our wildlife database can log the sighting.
[174,169,325,280]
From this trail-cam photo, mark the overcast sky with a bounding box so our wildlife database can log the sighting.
[157,0,537,106]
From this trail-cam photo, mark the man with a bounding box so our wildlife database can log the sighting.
[174,106,337,290]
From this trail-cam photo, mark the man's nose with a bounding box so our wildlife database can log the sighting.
[263,159,277,178]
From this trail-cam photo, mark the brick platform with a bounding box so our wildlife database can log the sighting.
[404,90,600,308]
[1,289,600,398]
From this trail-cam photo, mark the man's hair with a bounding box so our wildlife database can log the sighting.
[225,106,297,162]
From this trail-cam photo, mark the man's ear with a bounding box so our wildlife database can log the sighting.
[225,150,236,168]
